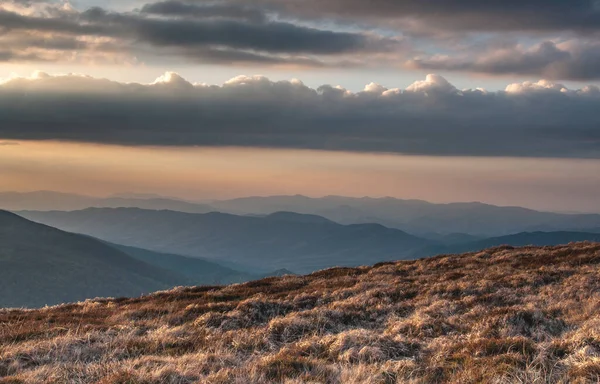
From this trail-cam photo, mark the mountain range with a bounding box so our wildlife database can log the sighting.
[5,191,600,308]
[19,208,430,273]
[4,191,600,236]
[0,191,213,213]
[0,210,297,308]
[211,195,600,236]
[19,208,600,275]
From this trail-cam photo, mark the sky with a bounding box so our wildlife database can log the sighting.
[1,0,599,212]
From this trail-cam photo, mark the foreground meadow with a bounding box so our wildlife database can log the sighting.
[1,243,600,383]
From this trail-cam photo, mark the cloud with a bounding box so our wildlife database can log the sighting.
[0,2,404,67]
[223,0,600,34]
[3,1,600,79]
[79,7,393,55]
[0,72,598,159]
[140,1,268,23]
[10,0,600,36]
[408,40,600,80]
[404,74,457,94]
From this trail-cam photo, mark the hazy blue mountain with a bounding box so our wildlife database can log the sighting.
[7,191,600,237]
[211,195,600,236]
[0,191,213,213]
[418,232,485,245]
[19,208,431,274]
[415,231,600,257]
[0,210,190,308]
[263,211,336,225]
[107,243,266,285]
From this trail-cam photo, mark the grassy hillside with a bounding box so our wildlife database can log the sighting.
[0,211,188,308]
[1,242,599,383]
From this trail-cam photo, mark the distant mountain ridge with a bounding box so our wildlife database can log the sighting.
[0,191,212,213]
[5,191,600,236]
[19,208,430,274]
[21,207,600,276]
[211,195,600,236]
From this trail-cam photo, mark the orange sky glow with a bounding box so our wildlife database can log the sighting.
[1,140,599,212]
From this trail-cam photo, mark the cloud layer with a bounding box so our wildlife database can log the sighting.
[3,0,600,79]
[233,0,600,34]
[1,72,599,158]
[409,40,600,80]
[0,0,404,68]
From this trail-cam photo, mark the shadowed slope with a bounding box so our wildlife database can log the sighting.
[1,242,599,383]
[0,211,188,308]
[107,243,265,285]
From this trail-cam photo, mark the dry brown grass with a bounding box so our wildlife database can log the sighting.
[2,243,600,383]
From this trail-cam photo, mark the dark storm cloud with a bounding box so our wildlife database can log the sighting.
[0,72,598,159]
[4,0,600,79]
[230,0,600,33]
[409,41,600,80]
[140,1,267,23]
[76,7,392,55]
[0,9,108,35]
[0,2,399,67]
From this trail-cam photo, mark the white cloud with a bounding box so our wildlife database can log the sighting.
[505,80,568,94]
[405,74,458,94]
[363,82,388,94]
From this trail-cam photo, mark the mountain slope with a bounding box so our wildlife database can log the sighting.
[108,243,262,285]
[2,243,599,383]
[19,208,431,273]
[212,195,600,236]
[0,210,189,308]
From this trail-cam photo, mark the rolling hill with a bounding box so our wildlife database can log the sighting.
[18,208,431,274]
[0,210,189,308]
[2,243,599,383]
